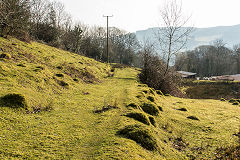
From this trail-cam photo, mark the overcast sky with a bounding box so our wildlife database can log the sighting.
[58,0,240,32]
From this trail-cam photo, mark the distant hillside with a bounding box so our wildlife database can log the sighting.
[136,24,240,50]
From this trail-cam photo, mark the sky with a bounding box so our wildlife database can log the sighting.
[58,0,240,32]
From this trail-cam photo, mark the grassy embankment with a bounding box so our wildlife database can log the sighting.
[0,37,240,159]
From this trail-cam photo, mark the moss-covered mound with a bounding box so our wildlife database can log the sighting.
[140,103,159,116]
[117,124,159,151]
[0,93,27,108]
[125,112,151,125]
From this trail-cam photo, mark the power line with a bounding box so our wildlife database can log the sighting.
[103,15,113,63]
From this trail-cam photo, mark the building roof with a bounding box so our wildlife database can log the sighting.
[177,71,197,77]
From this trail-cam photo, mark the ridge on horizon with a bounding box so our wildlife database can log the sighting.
[135,24,240,49]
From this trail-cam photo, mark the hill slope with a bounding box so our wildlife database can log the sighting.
[136,24,240,50]
[0,37,240,159]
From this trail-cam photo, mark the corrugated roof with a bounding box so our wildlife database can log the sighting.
[177,71,197,76]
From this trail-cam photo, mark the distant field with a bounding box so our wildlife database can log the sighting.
[183,80,240,100]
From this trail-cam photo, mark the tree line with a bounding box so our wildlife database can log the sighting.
[175,39,240,77]
[0,0,140,65]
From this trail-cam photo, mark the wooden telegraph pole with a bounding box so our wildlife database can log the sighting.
[103,15,113,63]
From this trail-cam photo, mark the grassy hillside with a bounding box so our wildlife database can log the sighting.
[0,37,240,159]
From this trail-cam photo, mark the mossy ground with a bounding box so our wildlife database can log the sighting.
[0,37,240,159]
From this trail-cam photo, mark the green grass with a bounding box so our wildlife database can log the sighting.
[0,37,240,159]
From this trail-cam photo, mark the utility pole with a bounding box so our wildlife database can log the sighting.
[103,15,113,63]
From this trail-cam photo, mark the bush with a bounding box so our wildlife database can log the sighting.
[0,93,27,108]
[125,112,151,125]
[147,96,155,102]
[139,50,183,97]
[140,103,159,116]
[117,124,159,151]
[56,73,64,77]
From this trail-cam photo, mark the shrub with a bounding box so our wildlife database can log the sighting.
[147,96,155,102]
[117,124,159,151]
[139,50,183,97]
[140,103,159,116]
[149,116,156,126]
[187,116,199,121]
[125,112,151,125]
[0,93,27,108]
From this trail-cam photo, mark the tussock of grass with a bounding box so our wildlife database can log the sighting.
[187,116,199,121]
[56,73,64,77]
[229,99,237,103]
[177,108,187,112]
[158,106,163,112]
[148,116,156,126]
[0,93,27,109]
[232,102,239,105]
[147,96,155,102]
[125,112,151,125]
[93,105,118,114]
[149,88,155,94]
[56,80,69,88]
[142,90,148,94]
[156,90,163,95]
[126,103,140,109]
[117,124,159,151]
[220,98,226,101]
[140,103,159,116]
[0,53,11,59]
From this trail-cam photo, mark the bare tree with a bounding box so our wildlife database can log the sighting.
[156,0,193,76]
[0,0,31,39]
